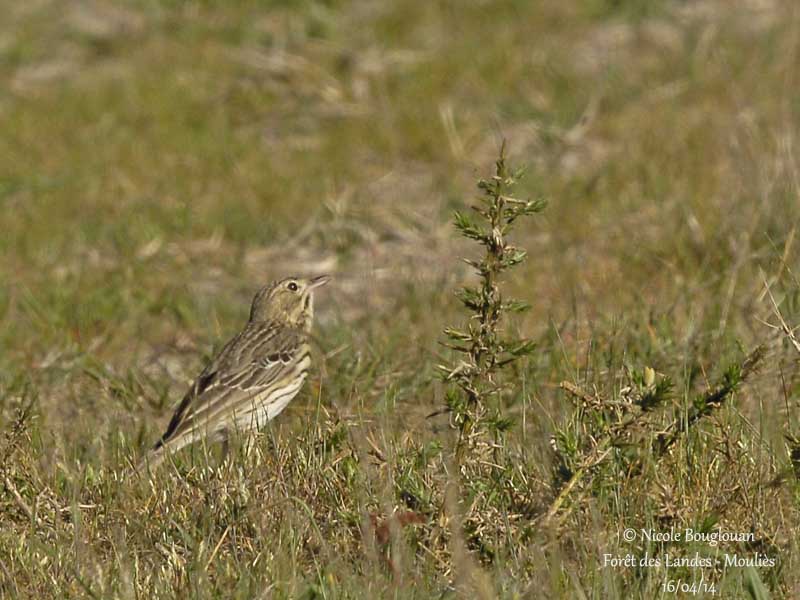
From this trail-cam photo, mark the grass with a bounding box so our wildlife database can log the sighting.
[1,0,800,597]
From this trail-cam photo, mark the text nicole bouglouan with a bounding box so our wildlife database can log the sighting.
[600,526,777,596]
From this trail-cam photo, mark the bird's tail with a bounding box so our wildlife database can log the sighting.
[131,426,218,477]
[131,443,170,477]
[132,431,193,477]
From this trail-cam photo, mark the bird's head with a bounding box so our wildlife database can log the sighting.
[249,275,331,330]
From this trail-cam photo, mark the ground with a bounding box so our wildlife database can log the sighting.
[1,0,799,598]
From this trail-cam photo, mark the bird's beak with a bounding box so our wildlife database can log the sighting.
[309,274,332,289]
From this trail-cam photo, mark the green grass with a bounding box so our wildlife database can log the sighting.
[1,0,800,597]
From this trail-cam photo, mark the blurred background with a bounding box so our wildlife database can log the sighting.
[2,0,798,470]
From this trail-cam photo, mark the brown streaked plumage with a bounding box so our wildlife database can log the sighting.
[138,274,330,472]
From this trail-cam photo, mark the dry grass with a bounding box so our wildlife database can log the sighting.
[2,0,800,597]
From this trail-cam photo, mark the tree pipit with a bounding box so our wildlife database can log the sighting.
[137,275,330,472]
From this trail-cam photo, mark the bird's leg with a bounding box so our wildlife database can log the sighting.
[220,429,231,466]
[243,434,257,462]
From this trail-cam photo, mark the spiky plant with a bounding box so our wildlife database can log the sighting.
[440,144,546,469]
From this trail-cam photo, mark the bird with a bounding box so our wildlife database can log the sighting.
[137,274,330,472]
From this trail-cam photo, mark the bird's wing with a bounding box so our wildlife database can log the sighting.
[154,322,308,449]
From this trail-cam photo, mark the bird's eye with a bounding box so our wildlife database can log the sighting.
[287,281,299,292]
